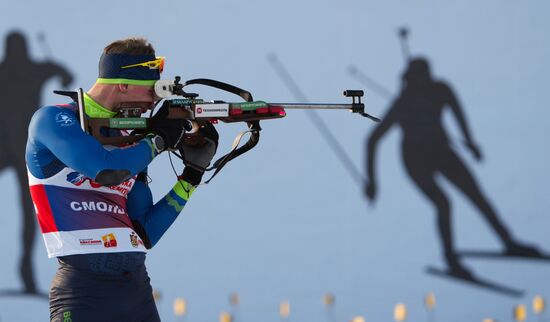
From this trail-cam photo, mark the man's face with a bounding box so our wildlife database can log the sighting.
[116,84,158,113]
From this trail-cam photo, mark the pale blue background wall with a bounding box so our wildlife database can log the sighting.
[0,1,549,321]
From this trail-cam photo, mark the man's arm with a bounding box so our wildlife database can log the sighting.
[37,61,74,88]
[443,83,482,160]
[28,105,158,183]
[125,123,218,248]
[365,101,398,200]
[126,178,195,248]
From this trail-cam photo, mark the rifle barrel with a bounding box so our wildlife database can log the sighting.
[272,103,354,110]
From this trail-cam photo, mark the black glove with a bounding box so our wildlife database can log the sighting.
[179,122,219,185]
[149,100,191,150]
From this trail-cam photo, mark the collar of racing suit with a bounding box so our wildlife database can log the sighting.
[83,93,118,118]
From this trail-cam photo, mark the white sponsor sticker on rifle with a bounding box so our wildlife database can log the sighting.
[195,104,229,117]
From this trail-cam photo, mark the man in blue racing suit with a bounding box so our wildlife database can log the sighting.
[26,37,217,322]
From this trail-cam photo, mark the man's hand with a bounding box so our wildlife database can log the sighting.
[179,122,219,185]
[149,100,190,150]
[365,180,377,201]
[465,141,483,161]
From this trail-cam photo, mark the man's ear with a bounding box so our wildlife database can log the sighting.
[118,83,129,93]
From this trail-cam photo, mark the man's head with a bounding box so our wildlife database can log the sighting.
[88,37,164,112]
[402,57,432,87]
[4,31,28,60]
[103,37,155,55]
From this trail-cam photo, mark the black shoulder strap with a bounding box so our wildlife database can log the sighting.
[184,78,253,102]
[204,121,261,184]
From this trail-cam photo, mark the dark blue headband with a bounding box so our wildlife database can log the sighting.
[97,53,160,85]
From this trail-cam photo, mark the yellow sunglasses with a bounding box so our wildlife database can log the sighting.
[121,56,165,73]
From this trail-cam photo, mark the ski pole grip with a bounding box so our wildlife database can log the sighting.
[343,90,364,97]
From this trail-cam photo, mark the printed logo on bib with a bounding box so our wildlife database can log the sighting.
[130,232,143,248]
[66,171,133,195]
[79,238,102,246]
[70,201,125,215]
[102,233,117,248]
[67,172,102,188]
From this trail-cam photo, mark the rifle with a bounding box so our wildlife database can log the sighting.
[55,76,379,182]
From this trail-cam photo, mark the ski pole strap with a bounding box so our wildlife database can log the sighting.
[204,120,261,184]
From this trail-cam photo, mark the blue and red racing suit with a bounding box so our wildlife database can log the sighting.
[26,94,195,322]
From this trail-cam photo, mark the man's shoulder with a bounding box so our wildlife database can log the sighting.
[30,104,79,130]
[34,103,77,118]
[432,80,453,93]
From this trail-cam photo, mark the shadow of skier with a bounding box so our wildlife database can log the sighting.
[0,30,73,294]
[365,57,542,279]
